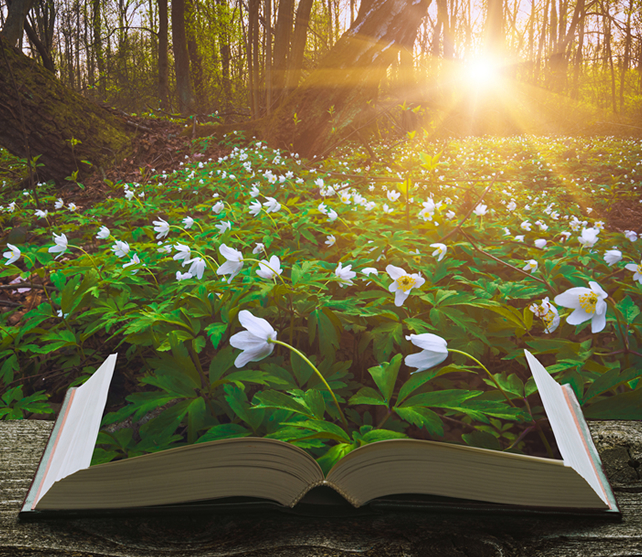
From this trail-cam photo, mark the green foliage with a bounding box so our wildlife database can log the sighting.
[2,133,642,470]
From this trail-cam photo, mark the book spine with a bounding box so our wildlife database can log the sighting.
[289,480,361,508]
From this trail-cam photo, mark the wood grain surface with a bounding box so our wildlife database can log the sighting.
[1,419,641,557]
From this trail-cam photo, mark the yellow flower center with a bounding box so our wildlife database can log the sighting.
[578,292,598,314]
[396,275,416,292]
[543,311,555,327]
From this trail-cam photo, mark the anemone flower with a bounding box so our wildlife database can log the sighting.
[554,281,608,333]
[404,333,449,373]
[230,310,277,368]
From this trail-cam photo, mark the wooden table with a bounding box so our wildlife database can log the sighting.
[1,419,641,557]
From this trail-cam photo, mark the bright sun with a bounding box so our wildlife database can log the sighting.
[462,58,501,89]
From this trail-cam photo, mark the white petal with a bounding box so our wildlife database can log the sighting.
[407,333,448,352]
[554,287,591,308]
[386,264,405,280]
[238,310,276,340]
[394,289,409,307]
[566,307,593,326]
[589,281,608,300]
[234,343,274,368]
[405,350,448,372]
[591,312,606,333]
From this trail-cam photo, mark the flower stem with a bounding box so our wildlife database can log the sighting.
[270,338,348,428]
[448,348,516,407]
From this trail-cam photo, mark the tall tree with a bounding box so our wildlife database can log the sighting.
[1,0,35,45]
[265,0,431,157]
[172,0,194,112]
[157,0,169,109]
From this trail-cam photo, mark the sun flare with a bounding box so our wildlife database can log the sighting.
[462,57,501,89]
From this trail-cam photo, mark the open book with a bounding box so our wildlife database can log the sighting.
[19,351,620,518]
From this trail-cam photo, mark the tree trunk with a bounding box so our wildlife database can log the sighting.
[264,0,430,158]
[158,0,169,110]
[0,35,135,184]
[0,0,35,46]
[172,0,194,113]
[284,0,314,94]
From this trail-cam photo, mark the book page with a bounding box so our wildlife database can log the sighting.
[34,354,117,506]
[524,350,610,507]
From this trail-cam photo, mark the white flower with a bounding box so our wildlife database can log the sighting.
[212,201,225,214]
[176,271,193,281]
[252,243,265,255]
[335,262,356,287]
[554,281,608,333]
[386,265,425,307]
[506,200,517,212]
[473,203,487,216]
[153,217,170,239]
[157,242,172,254]
[325,235,336,247]
[318,202,328,214]
[387,190,401,202]
[48,233,68,258]
[625,261,642,284]
[445,210,456,220]
[68,203,77,212]
[327,209,338,222]
[361,267,378,277]
[256,255,282,280]
[111,240,130,258]
[263,197,281,213]
[624,230,638,242]
[35,209,48,219]
[430,243,447,262]
[578,227,600,248]
[229,310,277,368]
[340,191,352,204]
[382,204,394,214]
[560,231,571,242]
[523,259,538,273]
[603,249,622,266]
[122,254,141,273]
[3,243,20,265]
[514,235,525,242]
[54,198,64,209]
[186,257,206,279]
[182,216,194,229]
[528,297,560,333]
[595,221,605,230]
[125,190,135,200]
[216,221,232,234]
[521,221,532,231]
[173,243,191,264]
[250,184,260,197]
[404,333,449,373]
[217,244,244,282]
[534,239,547,249]
[96,226,110,239]
[249,200,262,216]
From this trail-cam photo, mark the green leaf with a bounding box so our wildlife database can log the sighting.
[367,354,402,405]
[196,423,252,443]
[205,322,228,349]
[617,295,641,325]
[348,387,387,406]
[584,366,642,402]
[393,406,444,436]
[286,419,350,443]
[462,429,502,450]
[252,390,315,418]
[584,390,642,419]
[317,442,356,475]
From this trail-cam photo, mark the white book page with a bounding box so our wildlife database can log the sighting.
[34,354,117,506]
[525,350,609,506]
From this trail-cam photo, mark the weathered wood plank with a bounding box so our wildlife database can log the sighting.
[1,419,641,557]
